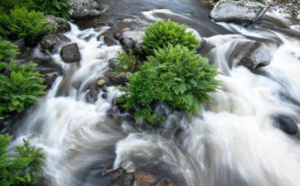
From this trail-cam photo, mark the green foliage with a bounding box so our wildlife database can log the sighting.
[114,50,139,73]
[142,19,199,56]
[0,37,19,62]
[9,7,52,44]
[119,45,220,123]
[0,61,46,118]
[0,134,45,186]
[29,0,72,19]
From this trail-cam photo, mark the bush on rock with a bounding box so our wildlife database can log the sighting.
[118,45,219,123]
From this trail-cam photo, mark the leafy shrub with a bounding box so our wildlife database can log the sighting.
[29,0,72,19]
[9,7,52,44]
[119,45,220,123]
[114,50,139,73]
[142,19,199,55]
[0,134,45,186]
[0,62,46,118]
[0,37,19,61]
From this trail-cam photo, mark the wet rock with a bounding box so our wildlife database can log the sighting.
[210,0,267,24]
[274,115,298,134]
[89,89,99,101]
[44,72,58,89]
[98,33,118,46]
[110,168,125,180]
[109,72,127,85]
[133,170,157,186]
[116,31,144,55]
[160,178,173,186]
[122,173,134,186]
[60,43,81,63]
[40,34,71,54]
[45,15,71,33]
[239,42,272,70]
[102,93,108,99]
[97,79,107,87]
[197,39,216,56]
[69,0,101,19]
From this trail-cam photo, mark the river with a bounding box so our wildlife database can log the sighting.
[5,0,300,185]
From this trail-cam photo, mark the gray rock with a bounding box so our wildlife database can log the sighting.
[239,42,272,70]
[210,0,267,23]
[40,34,71,54]
[44,72,58,89]
[109,72,127,85]
[274,115,298,134]
[98,33,118,46]
[69,0,101,19]
[60,43,81,63]
[45,15,71,33]
[117,31,144,55]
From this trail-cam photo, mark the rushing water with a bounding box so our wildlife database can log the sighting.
[5,0,300,185]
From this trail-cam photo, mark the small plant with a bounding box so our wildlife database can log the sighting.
[0,62,46,118]
[118,45,220,123]
[114,50,139,73]
[142,19,199,55]
[9,7,52,44]
[0,134,45,186]
[0,37,19,61]
[29,0,72,19]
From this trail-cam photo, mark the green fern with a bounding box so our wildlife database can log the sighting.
[0,61,46,118]
[119,45,220,124]
[142,19,200,55]
[29,0,72,19]
[0,134,45,186]
[9,7,52,44]
[0,37,19,62]
[114,50,139,73]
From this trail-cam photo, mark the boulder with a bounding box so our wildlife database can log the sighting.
[69,0,101,19]
[239,42,272,70]
[274,115,299,134]
[133,170,157,186]
[40,34,71,54]
[60,43,81,63]
[45,15,71,33]
[109,72,127,85]
[210,0,267,24]
[116,31,144,55]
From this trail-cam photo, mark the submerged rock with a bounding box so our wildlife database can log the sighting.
[60,43,81,63]
[274,115,299,134]
[238,42,272,70]
[133,170,157,186]
[116,31,144,55]
[69,0,101,19]
[45,15,71,33]
[40,34,71,54]
[210,0,267,24]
